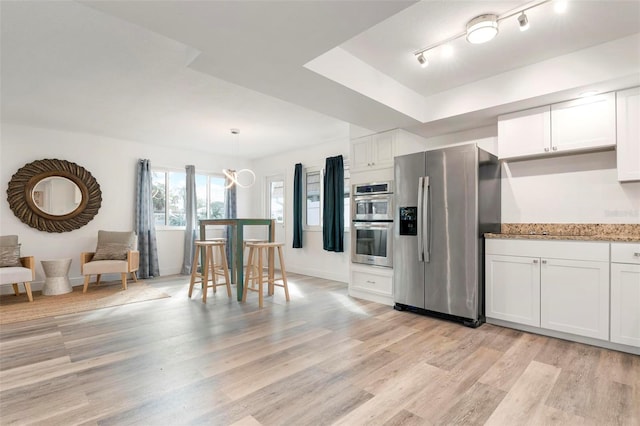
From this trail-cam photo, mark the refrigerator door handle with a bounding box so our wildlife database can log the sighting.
[417,177,424,261]
[423,176,430,263]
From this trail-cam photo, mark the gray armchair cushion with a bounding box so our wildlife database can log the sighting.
[0,244,21,267]
[92,242,129,261]
[0,235,19,247]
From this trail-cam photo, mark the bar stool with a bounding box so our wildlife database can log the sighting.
[188,240,231,303]
[243,242,290,308]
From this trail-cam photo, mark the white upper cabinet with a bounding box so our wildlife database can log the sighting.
[350,129,426,173]
[551,92,616,153]
[616,87,640,182]
[350,132,394,171]
[498,106,551,159]
[498,92,617,160]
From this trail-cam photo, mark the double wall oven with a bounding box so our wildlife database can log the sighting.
[351,181,393,268]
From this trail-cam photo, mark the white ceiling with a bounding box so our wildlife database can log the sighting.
[1,1,639,159]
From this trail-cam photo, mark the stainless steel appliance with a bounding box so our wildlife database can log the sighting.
[351,221,393,267]
[352,181,393,221]
[393,144,500,327]
[351,181,394,268]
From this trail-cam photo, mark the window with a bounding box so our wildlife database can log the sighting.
[152,169,225,227]
[267,176,285,224]
[305,169,321,228]
[343,164,350,231]
[303,161,349,231]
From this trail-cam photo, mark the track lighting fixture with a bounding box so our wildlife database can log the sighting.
[413,0,568,68]
[416,52,428,68]
[518,12,530,31]
[466,14,499,44]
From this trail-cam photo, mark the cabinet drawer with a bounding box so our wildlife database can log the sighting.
[611,242,640,264]
[485,239,609,261]
[351,270,392,296]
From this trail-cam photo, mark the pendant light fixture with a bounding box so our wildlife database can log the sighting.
[223,128,256,189]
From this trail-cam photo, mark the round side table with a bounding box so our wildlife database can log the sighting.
[41,258,73,296]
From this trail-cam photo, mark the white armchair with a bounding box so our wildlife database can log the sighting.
[0,235,35,302]
[81,230,139,293]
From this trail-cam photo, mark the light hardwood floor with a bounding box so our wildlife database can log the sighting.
[1,273,638,425]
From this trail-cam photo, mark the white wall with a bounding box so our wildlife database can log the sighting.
[249,137,351,283]
[0,124,254,291]
[420,126,640,224]
[502,151,640,223]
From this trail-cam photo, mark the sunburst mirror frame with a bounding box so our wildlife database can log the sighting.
[7,159,102,233]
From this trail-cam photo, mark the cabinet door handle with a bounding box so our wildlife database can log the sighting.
[533,259,538,264]
[634,252,640,257]
[366,280,376,284]
[552,146,558,151]
[544,147,550,152]
[541,260,547,264]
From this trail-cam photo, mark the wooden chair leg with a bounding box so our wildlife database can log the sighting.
[189,245,199,298]
[258,247,264,308]
[202,247,210,304]
[132,271,138,282]
[243,246,255,303]
[121,273,127,290]
[96,274,102,285]
[83,275,91,293]
[11,283,20,296]
[278,246,290,302]
[208,247,217,294]
[24,282,33,302]
[220,245,232,297]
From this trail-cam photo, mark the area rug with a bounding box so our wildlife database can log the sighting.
[0,281,170,325]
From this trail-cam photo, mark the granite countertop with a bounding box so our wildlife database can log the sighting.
[484,223,640,243]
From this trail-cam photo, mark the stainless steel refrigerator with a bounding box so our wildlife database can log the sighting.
[393,144,501,327]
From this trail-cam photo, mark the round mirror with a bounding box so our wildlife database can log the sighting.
[31,176,82,216]
[7,159,102,233]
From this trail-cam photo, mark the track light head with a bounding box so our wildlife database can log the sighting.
[416,53,428,68]
[466,14,499,44]
[518,12,530,31]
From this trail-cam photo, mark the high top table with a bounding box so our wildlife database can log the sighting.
[199,218,275,301]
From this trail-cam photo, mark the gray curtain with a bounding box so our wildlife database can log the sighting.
[224,172,237,265]
[181,165,196,275]
[322,155,344,252]
[293,163,303,248]
[136,159,160,278]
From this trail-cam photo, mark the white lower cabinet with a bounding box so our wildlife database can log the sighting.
[610,243,640,348]
[349,264,393,306]
[540,258,609,340]
[485,254,540,327]
[484,239,631,351]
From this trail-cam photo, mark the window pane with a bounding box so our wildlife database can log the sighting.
[168,171,186,226]
[209,176,225,219]
[306,171,321,226]
[344,166,350,230]
[151,171,166,226]
[270,180,284,223]
[195,174,208,220]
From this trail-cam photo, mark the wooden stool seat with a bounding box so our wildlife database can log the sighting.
[188,240,231,303]
[243,242,290,308]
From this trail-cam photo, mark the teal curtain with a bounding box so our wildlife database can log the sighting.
[322,155,344,252]
[293,163,303,248]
